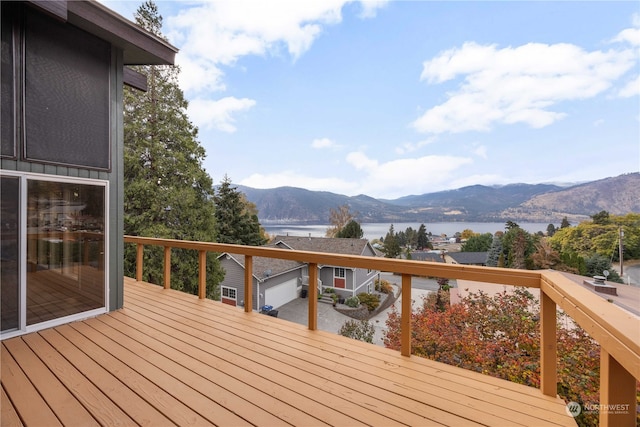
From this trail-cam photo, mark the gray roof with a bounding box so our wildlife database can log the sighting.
[221,245,303,280]
[410,252,444,263]
[274,235,374,256]
[448,252,488,265]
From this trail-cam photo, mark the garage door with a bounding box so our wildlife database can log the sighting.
[265,279,298,309]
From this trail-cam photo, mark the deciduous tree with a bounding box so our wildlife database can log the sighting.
[326,204,356,237]
[384,289,607,427]
[460,233,492,252]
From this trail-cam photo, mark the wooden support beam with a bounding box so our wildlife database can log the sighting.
[198,250,206,300]
[163,246,171,289]
[599,348,637,427]
[308,263,318,331]
[135,243,143,282]
[244,256,253,313]
[401,274,412,357]
[540,291,557,397]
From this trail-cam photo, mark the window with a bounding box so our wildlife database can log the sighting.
[23,8,111,170]
[222,287,237,300]
[334,268,345,278]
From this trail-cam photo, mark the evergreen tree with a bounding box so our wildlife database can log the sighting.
[416,224,431,250]
[383,224,401,258]
[335,219,364,239]
[546,223,556,237]
[123,1,222,298]
[560,217,571,228]
[214,175,267,246]
[486,235,503,267]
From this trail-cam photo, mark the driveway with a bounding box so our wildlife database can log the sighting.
[277,273,436,346]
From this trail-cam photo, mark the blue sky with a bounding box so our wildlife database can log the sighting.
[104,1,640,199]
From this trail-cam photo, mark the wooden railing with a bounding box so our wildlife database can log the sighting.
[124,235,639,426]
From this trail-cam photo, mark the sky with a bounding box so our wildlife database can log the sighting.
[103,0,640,199]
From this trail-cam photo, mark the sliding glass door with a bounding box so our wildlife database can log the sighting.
[0,174,107,335]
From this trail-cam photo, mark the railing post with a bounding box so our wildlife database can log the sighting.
[540,290,557,396]
[308,263,318,331]
[599,348,636,427]
[136,243,143,282]
[163,246,171,289]
[198,250,206,299]
[244,255,253,313]
[401,274,412,357]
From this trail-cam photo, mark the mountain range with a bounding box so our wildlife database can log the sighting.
[236,173,640,224]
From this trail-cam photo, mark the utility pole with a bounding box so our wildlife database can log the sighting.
[619,227,624,278]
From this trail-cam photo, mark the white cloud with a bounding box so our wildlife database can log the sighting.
[413,41,637,134]
[240,151,474,198]
[312,138,339,149]
[167,0,385,94]
[346,151,379,170]
[471,143,488,159]
[188,97,256,132]
[618,75,640,98]
[395,137,436,154]
[612,28,640,46]
[240,171,359,193]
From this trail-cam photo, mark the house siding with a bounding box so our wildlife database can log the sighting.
[0,6,125,312]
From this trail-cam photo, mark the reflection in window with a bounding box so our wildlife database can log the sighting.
[26,180,105,325]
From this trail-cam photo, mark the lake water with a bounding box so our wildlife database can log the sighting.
[263,222,554,241]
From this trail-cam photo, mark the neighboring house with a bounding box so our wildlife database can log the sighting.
[446,252,488,266]
[0,0,177,339]
[218,236,380,310]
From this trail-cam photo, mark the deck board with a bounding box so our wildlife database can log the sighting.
[0,277,576,426]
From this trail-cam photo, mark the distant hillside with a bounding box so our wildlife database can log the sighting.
[234,173,639,224]
[500,173,640,222]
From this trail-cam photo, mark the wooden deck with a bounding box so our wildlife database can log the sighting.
[1,277,575,426]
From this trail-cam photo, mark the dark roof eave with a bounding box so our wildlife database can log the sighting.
[66,0,177,65]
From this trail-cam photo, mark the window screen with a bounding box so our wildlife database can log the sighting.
[24,9,111,170]
[1,3,15,158]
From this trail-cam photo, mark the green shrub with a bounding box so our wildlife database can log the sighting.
[345,296,360,308]
[357,293,380,311]
[379,280,393,294]
[339,319,375,343]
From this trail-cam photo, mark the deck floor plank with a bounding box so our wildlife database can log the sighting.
[125,281,571,426]
[39,327,176,427]
[1,386,24,427]
[104,308,420,427]
[20,332,137,427]
[62,321,225,427]
[3,337,100,427]
[83,315,323,427]
[0,278,577,427]
[1,343,62,427]
[123,287,482,426]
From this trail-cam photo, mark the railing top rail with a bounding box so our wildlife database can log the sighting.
[124,235,541,287]
[541,270,640,380]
